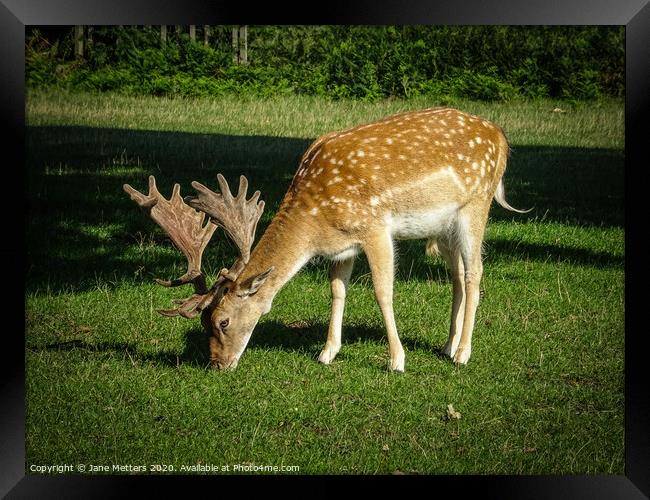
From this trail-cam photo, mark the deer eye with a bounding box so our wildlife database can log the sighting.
[219,319,230,330]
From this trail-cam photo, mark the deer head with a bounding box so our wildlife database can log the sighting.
[123,174,271,369]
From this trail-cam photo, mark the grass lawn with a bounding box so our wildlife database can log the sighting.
[25,89,624,474]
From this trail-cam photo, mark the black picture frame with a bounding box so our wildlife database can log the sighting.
[7,1,647,497]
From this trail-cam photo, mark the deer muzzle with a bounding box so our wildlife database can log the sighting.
[211,356,239,370]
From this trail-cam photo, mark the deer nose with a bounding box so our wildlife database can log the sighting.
[211,358,238,370]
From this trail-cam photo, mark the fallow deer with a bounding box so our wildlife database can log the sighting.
[124,107,528,372]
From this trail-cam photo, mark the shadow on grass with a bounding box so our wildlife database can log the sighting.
[27,125,624,295]
[41,327,211,369]
[485,238,625,269]
[37,320,449,369]
[250,320,448,361]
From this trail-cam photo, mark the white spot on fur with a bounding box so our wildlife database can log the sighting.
[310,207,319,215]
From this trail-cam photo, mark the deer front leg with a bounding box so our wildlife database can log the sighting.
[318,258,354,365]
[363,229,405,372]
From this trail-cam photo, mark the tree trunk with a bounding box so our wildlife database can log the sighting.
[203,25,211,46]
[87,26,93,52]
[239,25,248,64]
[232,26,239,63]
[74,25,84,58]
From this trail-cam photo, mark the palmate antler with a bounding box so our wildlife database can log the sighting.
[186,174,265,281]
[123,174,264,319]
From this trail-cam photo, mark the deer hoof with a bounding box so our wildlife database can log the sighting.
[318,345,340,365]
[442,341,458,358]
[453,347,471,365]
[390,352,405,372]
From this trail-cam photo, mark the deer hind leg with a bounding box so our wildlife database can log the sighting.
[452,211,487,365]
[429,238,466,359]
[363,229,405,372]
[319,257,354,365]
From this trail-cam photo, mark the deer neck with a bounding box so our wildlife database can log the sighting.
[237,210,313,306]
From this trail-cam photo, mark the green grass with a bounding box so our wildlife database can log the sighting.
[25,89,624,475]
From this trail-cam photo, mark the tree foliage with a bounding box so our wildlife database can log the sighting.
[26,25,624,101]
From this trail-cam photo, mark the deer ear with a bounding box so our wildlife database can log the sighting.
[236,267,274,297]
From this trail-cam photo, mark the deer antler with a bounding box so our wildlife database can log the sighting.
[123,174,265,319]
[185,174,265,281]
[123,176,217,293]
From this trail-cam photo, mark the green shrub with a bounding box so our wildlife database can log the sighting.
[25,26,624,101]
